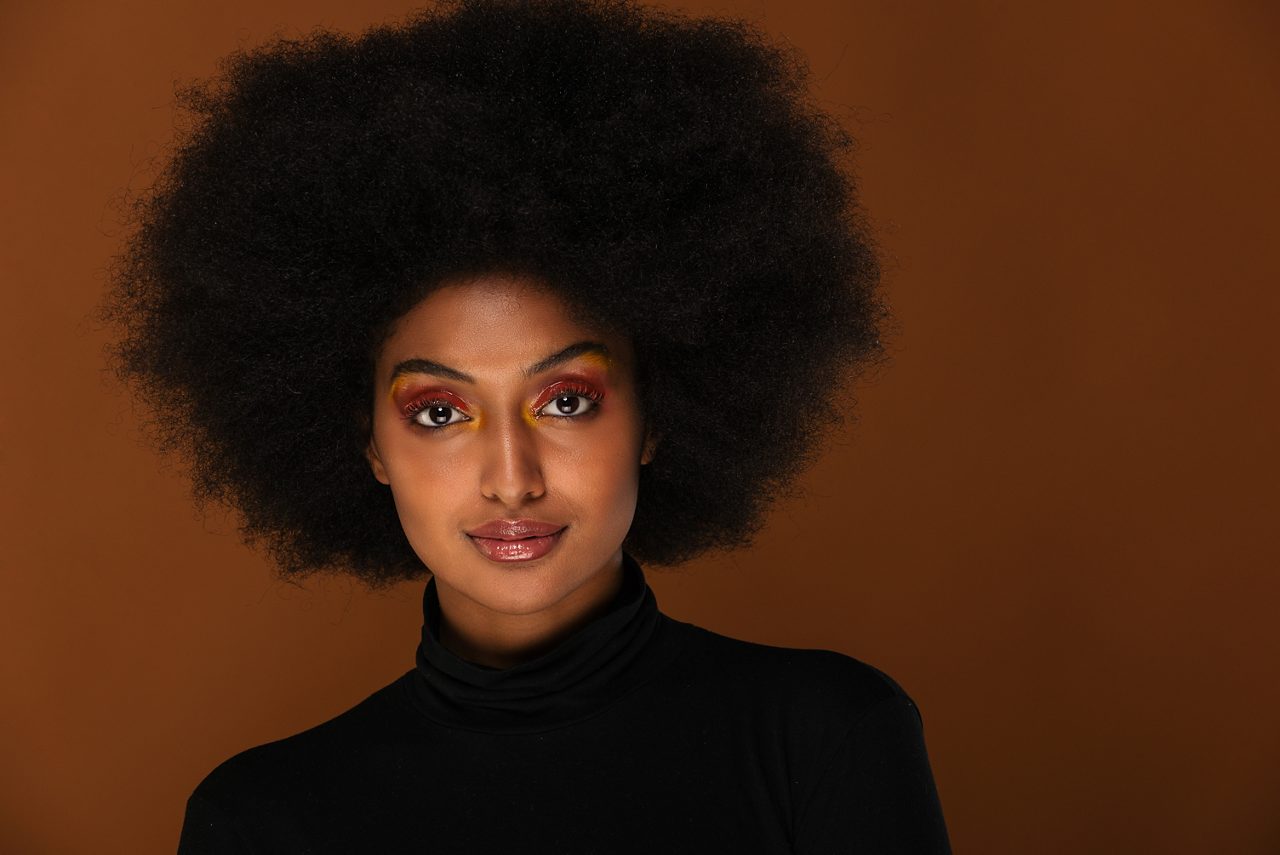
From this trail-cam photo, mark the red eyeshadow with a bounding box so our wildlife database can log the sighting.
[394,386,470,418]
[530,373,607,413]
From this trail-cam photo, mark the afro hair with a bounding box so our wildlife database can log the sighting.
[102,0,888,588]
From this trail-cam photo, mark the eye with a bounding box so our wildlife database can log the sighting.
[408,402,471,429]
[535,391,600,419]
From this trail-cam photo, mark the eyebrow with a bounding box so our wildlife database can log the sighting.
[388,340,609,387]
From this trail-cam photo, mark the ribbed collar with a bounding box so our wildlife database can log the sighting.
[407,552,676,733]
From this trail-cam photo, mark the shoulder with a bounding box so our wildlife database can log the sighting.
[657,617,937,827]
[669,617,916,704]
[185,674,406,813]
[662,616,923,728]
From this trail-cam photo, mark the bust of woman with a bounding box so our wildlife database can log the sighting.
[105,0,950,851]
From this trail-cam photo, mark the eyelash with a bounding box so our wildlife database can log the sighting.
[402,383,604,431]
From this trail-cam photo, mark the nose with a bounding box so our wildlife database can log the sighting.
[478,413,546,507]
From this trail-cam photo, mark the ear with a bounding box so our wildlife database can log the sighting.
[365,436,391,485]
[640,426,659,466]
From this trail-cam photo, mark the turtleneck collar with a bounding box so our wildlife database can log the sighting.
[407,552,679,733]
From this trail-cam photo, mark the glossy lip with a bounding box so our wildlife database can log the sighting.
[466,519,567,564]
[466,519,565,539]
[469,529,565,563]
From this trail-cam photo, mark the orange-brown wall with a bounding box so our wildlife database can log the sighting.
[3,1,1277,852]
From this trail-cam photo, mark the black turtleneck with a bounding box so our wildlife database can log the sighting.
[177,554,951,853]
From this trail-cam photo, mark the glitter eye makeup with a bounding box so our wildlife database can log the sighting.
[391,371,607,433]
[397,387,474,430]
[397,387,468,416]
[529,376,606,421]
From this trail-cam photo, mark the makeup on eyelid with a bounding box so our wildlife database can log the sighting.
[529,374,606,412]
[390,372,608,425]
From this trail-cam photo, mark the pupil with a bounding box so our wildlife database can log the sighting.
[429,405,451,425]
[556,395,580,414]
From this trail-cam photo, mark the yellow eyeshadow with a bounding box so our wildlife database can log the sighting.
[388,376,409,401]
[579,351,612,371]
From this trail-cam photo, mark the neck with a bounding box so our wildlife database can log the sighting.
[434,552,626,669]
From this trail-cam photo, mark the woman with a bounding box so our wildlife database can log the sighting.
[104,0,951,851]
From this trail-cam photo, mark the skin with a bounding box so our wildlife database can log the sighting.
[366,273,656,669]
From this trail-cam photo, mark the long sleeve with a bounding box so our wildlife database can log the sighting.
[793,694,952,854]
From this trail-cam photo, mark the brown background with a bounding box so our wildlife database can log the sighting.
[2,0,1277,852]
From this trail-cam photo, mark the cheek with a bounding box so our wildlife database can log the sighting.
[375,400,644,517]
[553,424,643,509]
[379,442,468,532]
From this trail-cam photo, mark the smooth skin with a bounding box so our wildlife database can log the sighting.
[366,273,656,669]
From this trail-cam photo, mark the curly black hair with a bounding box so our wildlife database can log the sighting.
[101,0,888,588]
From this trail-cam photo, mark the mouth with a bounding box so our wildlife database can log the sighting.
[465,522,567,563]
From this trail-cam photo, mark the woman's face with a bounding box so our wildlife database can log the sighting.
[366,273,653,624]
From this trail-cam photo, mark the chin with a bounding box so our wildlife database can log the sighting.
[481,574,592,617]
[449,548,590,611]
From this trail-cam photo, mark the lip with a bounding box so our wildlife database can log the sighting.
[467,519,565,539]
[466,519,567,563]
[468,529,564,563]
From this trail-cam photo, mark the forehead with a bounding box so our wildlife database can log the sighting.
[378,274,628,375]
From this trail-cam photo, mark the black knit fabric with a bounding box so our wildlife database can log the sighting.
[177,554,951,853]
